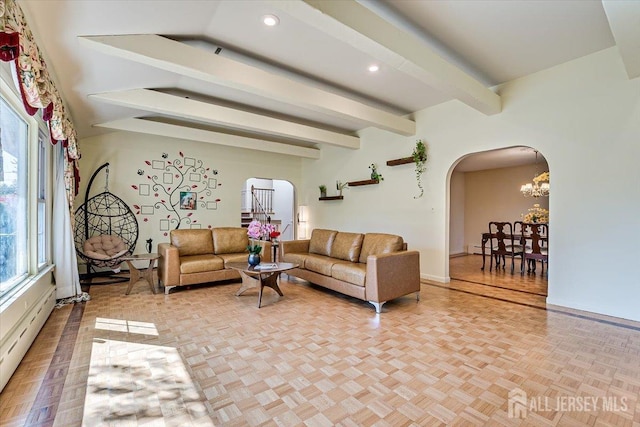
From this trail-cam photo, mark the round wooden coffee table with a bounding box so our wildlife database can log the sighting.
[226,262,298,308]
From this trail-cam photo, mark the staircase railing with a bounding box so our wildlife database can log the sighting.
[248,185,274,225]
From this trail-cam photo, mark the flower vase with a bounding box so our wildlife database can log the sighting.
[248,253,261,267]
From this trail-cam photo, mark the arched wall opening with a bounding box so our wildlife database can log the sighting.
[241,178,296,241]
[445,146,550,297]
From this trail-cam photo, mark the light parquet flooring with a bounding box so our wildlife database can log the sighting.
[446,255,548,309]
[1,271,640,426]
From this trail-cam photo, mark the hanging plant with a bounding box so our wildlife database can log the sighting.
[412,139,428,199]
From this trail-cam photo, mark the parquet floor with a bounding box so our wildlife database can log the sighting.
[446,255,548,309]
[1,266,639,426]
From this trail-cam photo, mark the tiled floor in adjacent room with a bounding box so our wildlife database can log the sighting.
[1,265,639,426]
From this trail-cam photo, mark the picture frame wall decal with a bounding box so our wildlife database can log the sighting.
[180,191,197,210]
[131,150,222,233]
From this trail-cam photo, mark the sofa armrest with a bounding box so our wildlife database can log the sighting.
[281,239,310,257]
[158,243,180,287]
[365,250,420,303]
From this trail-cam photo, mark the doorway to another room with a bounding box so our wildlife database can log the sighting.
[448,146,549,307]
[241,178,295,243]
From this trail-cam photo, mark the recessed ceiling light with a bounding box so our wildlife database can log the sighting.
[368,64,379,73]
[263,14,279,27]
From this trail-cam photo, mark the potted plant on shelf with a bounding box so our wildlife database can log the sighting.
[369,163,384,181]
[412,139,428,198]
[319,185,327,198]
[336,180,348,196]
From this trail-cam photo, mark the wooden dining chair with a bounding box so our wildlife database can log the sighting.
[488,221,523,273]
[514,220,534,271]
[520,222,548,275]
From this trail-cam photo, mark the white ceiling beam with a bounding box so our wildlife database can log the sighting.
[272,0,501,115]
[94,118,321,159]
[88,89,360,149]
[602,0,640,79]
[79,34,415,136]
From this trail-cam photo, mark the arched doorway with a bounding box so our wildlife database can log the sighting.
[447,146,549,303]
[241,178,295,241]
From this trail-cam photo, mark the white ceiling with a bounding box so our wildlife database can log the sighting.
[18,0,638,166]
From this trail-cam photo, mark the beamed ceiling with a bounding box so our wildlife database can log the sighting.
[19,0,640,164]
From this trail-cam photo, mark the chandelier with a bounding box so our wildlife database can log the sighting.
[520,151,549,197]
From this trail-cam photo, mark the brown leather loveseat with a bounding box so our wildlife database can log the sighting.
[158,228,271,294]
[280,229,420,313]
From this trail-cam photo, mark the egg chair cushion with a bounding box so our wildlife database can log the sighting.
[83,234,128,260]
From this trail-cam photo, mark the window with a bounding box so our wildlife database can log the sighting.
[0,96,28,293]
[0,75,51,299]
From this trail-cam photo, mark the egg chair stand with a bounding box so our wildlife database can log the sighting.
[74,162,139,284]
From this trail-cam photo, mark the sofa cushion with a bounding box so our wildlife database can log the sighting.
[212,227,249,254]
[331,262,366,287]
[358,233,404,263]
[304,254,338,276]
[171,230,214,257]
[282,252,308,268]
[180,254,224,274]
[330,232,364,262]
[217,252,251,266]
[309,229,338,256]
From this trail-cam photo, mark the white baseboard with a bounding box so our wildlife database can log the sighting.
[421,273,450,283]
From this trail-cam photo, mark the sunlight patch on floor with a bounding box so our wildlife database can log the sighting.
[83,338,214,426]
[95,317,159,336]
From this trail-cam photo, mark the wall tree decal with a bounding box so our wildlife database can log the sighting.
[132,151,222,233]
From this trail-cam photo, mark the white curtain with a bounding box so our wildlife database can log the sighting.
[53,145,82,299]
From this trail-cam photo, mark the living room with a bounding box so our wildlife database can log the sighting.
[1,1,639,425]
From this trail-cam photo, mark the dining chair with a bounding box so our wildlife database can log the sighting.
[488,221,523,274]
[513,220,534,272]
[520,222,548,275]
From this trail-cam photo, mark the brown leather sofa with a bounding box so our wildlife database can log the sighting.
[158,228,271,294]
[280,229,420,313]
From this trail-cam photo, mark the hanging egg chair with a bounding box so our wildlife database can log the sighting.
[74,162,138,280]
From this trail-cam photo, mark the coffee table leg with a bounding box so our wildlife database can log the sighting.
[236,270,259,296]
[125,261,139,295]
[258,272,284,308]
[145,258,157,294]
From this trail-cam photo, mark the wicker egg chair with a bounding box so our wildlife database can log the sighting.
[74,162,138,282]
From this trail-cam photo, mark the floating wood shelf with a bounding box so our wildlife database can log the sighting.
[386,156,415,166]
[319,196,344,201]
[347,179,379,187]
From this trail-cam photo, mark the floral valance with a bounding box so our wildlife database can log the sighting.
[1,0,80,208]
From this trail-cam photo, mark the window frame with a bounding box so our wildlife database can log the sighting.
[35,125,50,269]
[0,69,53,301]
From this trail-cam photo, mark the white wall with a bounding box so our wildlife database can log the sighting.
[78,132,301,254]
[449,171,465,255]
[301,47,640,321]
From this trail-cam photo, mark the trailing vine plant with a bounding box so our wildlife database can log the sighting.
[412,139,428,199]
